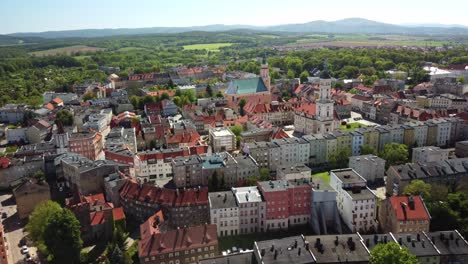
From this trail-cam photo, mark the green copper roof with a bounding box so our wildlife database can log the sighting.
[226,77,268,95]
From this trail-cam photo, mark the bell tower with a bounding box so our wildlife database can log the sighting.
[316,61,334,122]
[260,54,271,91]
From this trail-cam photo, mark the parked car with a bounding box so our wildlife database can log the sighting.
[21,245,29,254]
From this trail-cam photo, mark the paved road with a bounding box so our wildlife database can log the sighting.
[0,192,39,264]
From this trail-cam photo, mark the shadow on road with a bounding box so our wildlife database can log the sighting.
[2,212,24,233]
[0,194,16,207]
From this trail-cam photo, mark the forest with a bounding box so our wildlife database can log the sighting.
[0,30,467,107]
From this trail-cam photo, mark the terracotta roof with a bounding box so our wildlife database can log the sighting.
[140,210,165,237]
[0,157,11,169]
[51,98,63,104]
[294,102,316,115]
[165,131,201,147]
[389,196,430,221]
[119,181,208,207]
[44,103,54,111]
[351,95,373,101]
[139,224,217,258]
[113,207,126,221]
[90,211,106,226]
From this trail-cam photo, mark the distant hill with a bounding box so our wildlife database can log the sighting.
[6,18,468,39]
[0,34,44,45]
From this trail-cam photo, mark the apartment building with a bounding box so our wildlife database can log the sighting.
[232,186,266,234]
[209,128,236,152]
[379,195,430,233]
[348,155,386,182]
[69,131,104,160]
[330,168,377,233]
[209,191,239,237]
[412,146,449,164]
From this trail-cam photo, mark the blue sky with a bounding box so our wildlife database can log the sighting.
[1,0,467,34]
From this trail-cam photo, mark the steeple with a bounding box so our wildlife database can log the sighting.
[320,59,331,79]
[260,53,270,91]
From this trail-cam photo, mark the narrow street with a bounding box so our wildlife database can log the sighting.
[0,192,39,264]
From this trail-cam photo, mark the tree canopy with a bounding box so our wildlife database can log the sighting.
[370,242,419,264]
[402,180,431,201]
[379,143,409,168]
[27,201,82,264]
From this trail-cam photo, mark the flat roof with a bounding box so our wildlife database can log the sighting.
[427,231,468,256]
[278,165,311,174]
[209,191,238,209]
[331,168,366,184]
[393,233,439,257]
[306,234,370,263]
[233,187,263,203]
[255,235,314,264]
[211,128,234,137]
[346,187,376,200]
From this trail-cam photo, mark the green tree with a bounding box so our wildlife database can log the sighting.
[329,148,351,169]
[360,145,376,155]
[370,242,419,264]
[43,208,83,264]
[299,70,309,83]
[160,92,170,100]
[27,201,63,252]
[33,170,46,181]
[206,84,213,97]
[287,69,296,79]
[259,168,272,181]
[379,143,408,167]
[82,92,97,101]
[216,91,223,98]
[402,180,431,201]
[56,109,74,126]
[110,246,124,264]
[238,98,247,116]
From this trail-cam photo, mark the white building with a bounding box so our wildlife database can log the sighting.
[232,186,266,234]
[210,128,236,152]
[348,155,386,182]
[272,138,310,171]
[134,153,173,183]
[405,121,428,147]
[412,146,449,164]
[330,168,377,233]
[310,178,342,234]
[209,191,239,237]
[276,164,311,182]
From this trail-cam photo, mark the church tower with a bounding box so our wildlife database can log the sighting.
[316,62,334,123]
[260,54,271,91]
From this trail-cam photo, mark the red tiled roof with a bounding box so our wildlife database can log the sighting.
[90,211,106,226]
[139,224,217,258]
[44,103,54,111]
[0,157,11,169]
[119,181,208,207]
[389,196,430,221]
[166,131,201,147]
[294,102,316,115]
[84,193,106,205]
[113,207,126,221]
[140,210,164,237]
[351,94,373,101]
[51,98,63,104]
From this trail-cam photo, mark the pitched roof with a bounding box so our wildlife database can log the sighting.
[226,77,268,95]
[113,207,126,221]
[389,196,430,221]
[139,224,217,258]
[90,211,106,226]
[51,97,63,104]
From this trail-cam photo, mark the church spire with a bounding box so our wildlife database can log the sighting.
[320,59,331,79]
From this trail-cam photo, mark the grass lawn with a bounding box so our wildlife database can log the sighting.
[29,45,104,56]
[219,225,313,251]
[183,43,233,52]
[340,122,366,131]
[311,172,330,184]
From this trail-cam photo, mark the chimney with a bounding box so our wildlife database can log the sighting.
[408,196,415,210]
[401,202,408,220]
[298,247,301,256]
[274,249,278,260]
[417,233,421,241]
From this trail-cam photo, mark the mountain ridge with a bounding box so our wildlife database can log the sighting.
[6,18,468,39]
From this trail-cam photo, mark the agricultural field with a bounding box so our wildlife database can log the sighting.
[182,42,233,52]
[29,45,104,56]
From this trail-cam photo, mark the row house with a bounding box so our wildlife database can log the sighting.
[257,180,312,230]
[243,101,297,126]
[139,223,218,264]
[386,157,468,196]
[119,180,209,227]
[254,230,468,264]
[348,155,386,183]
[69,131,104,161]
